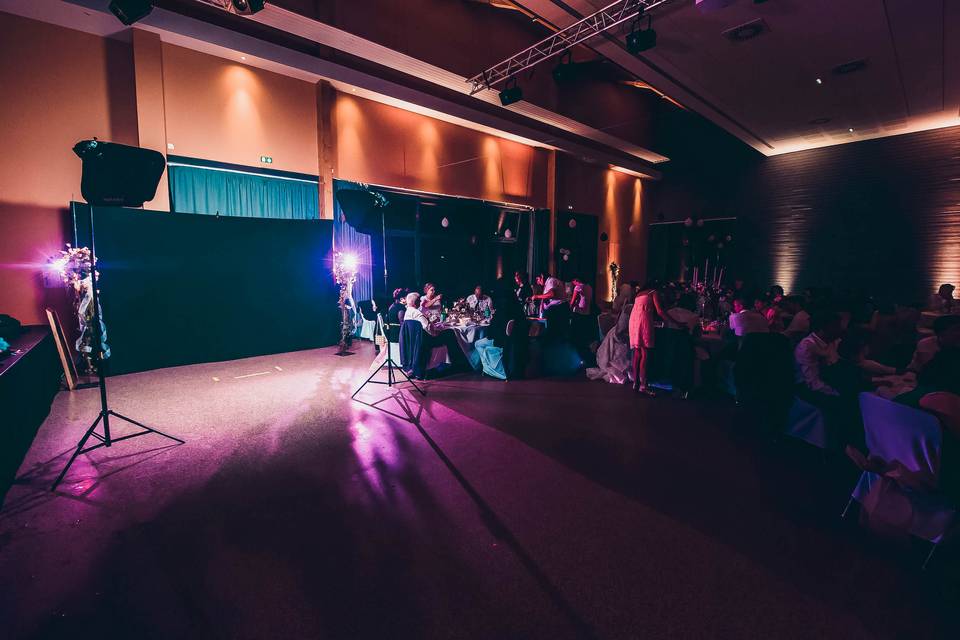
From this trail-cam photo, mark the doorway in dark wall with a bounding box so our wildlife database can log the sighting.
[555,210,599,290]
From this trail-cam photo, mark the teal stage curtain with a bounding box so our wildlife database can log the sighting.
[333,180,375,303]
[169,163,319,220]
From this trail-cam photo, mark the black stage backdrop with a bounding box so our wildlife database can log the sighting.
[72,203,340,375]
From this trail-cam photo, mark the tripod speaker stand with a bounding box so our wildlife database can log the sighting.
[351,315,425,399]
[51,141,184,491]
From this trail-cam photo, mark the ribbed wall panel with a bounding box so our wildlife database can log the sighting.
[730,127,960,302]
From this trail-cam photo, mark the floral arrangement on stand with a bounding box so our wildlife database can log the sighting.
[609,262,621,301]
[50,244,110,373]
[333,251,359,354]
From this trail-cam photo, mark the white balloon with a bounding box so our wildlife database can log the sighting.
[568,218,577,229]
[504,228,512,239]
[441,217,449,228]
[628,224,636,233]
[562,254,569,261]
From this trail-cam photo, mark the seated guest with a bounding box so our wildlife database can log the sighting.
[795,312,863,447]
[729,295,769,337]
[422,282,442,312]
[466,284,493,314]
[897,347,960,409]
[663,293,699,333]
[908,315,960,373]
[795,312,843,397]
[387,288,408,324]
[768,285,785,305]
[401,292,468,375]
[928,283,956,313]
[784,296,811,338]
[827,331,896,397]
[403,292,432,333]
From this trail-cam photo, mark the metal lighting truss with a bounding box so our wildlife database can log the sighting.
[467,0,672,95]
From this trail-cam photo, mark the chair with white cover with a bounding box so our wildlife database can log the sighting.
[355,301,378,342]
[785,397,832,449]
[847,393,956,565]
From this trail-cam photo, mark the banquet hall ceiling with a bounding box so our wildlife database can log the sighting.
[514,0,960,155]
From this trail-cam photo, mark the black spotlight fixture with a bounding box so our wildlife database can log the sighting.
[499,78,523,106]
[626,15,657,55]
[108,0,154,25]
[231,0,265,14]
[552,52,578,84]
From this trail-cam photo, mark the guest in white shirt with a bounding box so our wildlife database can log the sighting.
[729,296,769,337]
[403,292,436,335]
[908,315,960,372]
[531,273,566,315]
[466,285,493,314]
[795,312,843,396]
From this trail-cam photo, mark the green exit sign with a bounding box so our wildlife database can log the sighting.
[260,155,273,164]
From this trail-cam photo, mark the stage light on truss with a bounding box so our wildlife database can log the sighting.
[231,0,265,15]
[499,78,523,106]
[626,15,657,55]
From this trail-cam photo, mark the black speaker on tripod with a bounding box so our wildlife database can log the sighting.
[51,140,183,491]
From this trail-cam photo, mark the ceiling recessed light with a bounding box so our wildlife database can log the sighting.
[815,78,822,85]
[240,56,246,60]
[848,128,854,133]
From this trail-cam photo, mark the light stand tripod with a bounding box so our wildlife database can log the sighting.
[51,204,184,491]
[351,315,425,399]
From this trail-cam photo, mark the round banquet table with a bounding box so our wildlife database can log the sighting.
[437,321,490,370]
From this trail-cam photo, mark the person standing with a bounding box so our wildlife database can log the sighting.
[569,276,594,352]
[630,281,665,396]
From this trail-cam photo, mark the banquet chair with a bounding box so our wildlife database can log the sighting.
[733,332,794,435]
[784,398,831,449]
[399,320,451,379]
[597,313,617,341]
[476,320,514,380]
[846,393,956,565]
[355,300,378,342]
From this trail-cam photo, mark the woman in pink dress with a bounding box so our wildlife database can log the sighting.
[630,281,665,396]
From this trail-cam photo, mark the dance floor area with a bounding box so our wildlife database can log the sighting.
[2,345,958,639]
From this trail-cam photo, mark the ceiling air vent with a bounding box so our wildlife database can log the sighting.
[832,59,868,75]
[722,18,769,43]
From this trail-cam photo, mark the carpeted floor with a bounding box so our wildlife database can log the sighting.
[1,344,957,639]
